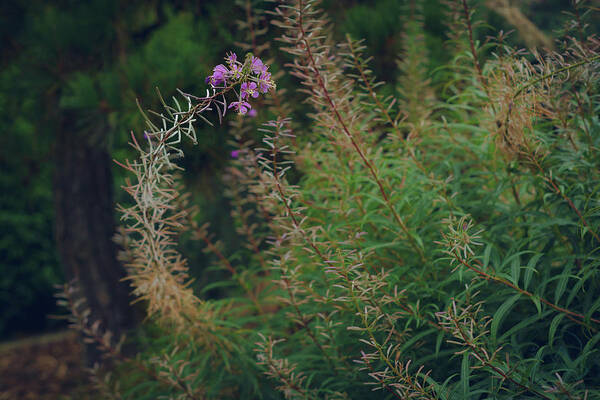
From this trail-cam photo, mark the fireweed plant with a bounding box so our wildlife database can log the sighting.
[206,52,275,115]
[59,0,600,398]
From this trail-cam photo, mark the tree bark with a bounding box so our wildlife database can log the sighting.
[53,112,135,365]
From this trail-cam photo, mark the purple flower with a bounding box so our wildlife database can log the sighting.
[258,71,272,94]
[251,56,267,74]
[247,109,257,118]
[240,82,259,99]
[226,52,237,65]
[208,64,229,86]
[229,101,251,115]
[230,149,240,158]
[230,63,242,80]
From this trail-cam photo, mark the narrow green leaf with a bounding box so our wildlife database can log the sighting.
[548,314,566,348]
[511,254,521,286]
[554,264,572,304]
[483,243,492,269]
[436,330,444,357]
[499,310,550,343]
[531,295,542,315]
[461,352,470,397]
[524,253,543,291]
[491,294,521,343]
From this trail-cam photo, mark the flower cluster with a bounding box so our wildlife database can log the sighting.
[206,52,275,115]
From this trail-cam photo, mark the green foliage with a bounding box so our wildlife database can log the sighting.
[0,61,63,338]
[4,0,600,398]
[92,0,600,398]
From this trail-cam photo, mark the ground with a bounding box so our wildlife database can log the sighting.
[0,331,91,400]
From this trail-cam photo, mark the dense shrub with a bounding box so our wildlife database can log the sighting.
[63,0,600,398]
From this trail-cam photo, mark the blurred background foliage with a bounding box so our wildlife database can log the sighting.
[0,0,583,339]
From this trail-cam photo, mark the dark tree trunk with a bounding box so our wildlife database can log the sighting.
[53,112,135,365]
